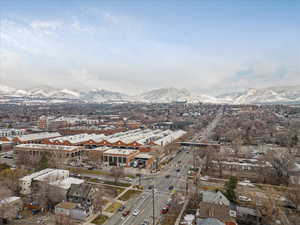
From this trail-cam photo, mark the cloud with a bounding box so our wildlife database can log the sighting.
[1,11,300,96]
[30,20,61,30]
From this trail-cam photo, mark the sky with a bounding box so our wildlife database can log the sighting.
[0,0,300,96]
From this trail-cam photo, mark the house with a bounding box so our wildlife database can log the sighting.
[196,202,236,223]
[49,177,85,203]
[202,191,230,206]
[55,201,90,220]
[66,183,95,215]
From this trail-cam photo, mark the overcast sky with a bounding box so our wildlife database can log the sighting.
[1,0,300,95]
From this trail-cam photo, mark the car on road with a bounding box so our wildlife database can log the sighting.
[165,175,170,178]
[176,169,180,172]
[168,185,174,190]
[148,185,153,190]
[140,220,150,225]
[132,209,140,216]
[122,210,130,217]
[161,206,169,214]
[118,205,125,211]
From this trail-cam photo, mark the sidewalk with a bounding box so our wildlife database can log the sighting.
[83,184,134,225]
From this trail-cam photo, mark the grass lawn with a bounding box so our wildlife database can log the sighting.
[103,180,131,187]
[105,202,122,213]
[118,189,142,201]
[69,168,111,176]
[91,215,109,225]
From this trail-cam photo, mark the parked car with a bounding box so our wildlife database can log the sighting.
[165,175,170,178]
[133,209,140,216]
[161,206,169,214]
[141,220,150,225]
[122,210,130,217]
[168,185,174,190]
[200,176,209,181]
[239,195,252,202]
[118,205,125,211]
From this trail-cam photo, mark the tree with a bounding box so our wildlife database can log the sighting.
[223,176,237,202]
[110,167,124,184]
[286,184,300,211]
[93,187,105,214]
[0,184,20,222]
[0,168,27,194]
[267,151,294,185]
[38,154,49,171]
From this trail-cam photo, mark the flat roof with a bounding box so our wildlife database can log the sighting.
[50,177,84,189]
[103,148,139,155]
[20,168,55,181]
[135,153,153,159]
[15,144,80,151]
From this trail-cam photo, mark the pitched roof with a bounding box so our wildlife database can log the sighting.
[202,191,230,206]
[67,183,93,199]
[198,202,231,222]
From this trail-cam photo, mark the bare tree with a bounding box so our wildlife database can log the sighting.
[286,184,300,211]
[0,168,27,194]
[266,151,295,185]
[0,184,20,222]
[93,187,105,214]
[110,167,124,184]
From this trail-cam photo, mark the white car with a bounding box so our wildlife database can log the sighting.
[200,176,209,181]
[239,195,252,202]
[132,209,140,216]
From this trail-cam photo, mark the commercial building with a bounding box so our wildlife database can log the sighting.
[14,144,83,159]
[0,128,25,138]
[103,148,140,167]
[12,132,61,144]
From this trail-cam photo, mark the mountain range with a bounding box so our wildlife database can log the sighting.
[1,83,300,105]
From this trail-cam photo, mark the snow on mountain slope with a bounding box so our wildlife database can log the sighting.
[0,84,16,95]
[222,85,300,104]
[2,83,300,104]
[140,87,191,103]
[81,89,135,103]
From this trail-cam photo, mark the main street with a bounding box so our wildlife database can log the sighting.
[105,107,223,225]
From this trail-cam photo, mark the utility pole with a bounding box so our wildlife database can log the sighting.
[152,186,155,225]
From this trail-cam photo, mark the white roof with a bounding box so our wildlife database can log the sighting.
[15,144,80,151]
[135,153,153,159]
[20,168,55,181]
[103,148,139,155]
[50,133,106,144]
[16,132,61,142]
[34,169,69,182]
[50,177,84,189]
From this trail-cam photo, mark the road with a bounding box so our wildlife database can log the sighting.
[105,107,223,225]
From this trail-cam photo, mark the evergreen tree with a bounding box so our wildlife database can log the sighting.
[223,176,238,202]
[38,154,49,171]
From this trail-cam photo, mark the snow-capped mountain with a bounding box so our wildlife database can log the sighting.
[81,89,135,103]
[218,85,300,104]
[2,83,300,104]
[139,87,220,104]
